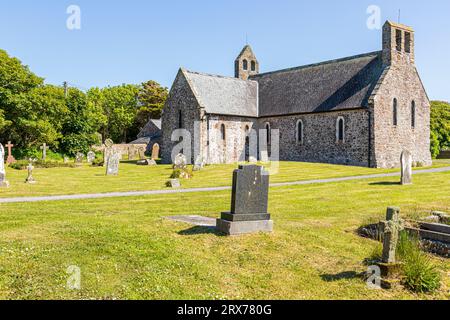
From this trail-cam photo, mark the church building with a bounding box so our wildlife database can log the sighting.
[161,21,432,168]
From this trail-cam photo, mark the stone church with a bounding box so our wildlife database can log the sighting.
[161,21,432,168]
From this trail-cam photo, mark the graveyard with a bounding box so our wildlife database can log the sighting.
[0,158,449,299]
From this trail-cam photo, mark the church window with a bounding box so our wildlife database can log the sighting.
[405,32,411,53]
[411,101,416,128]
[251,61,256,71]
[336,117,345,143]
[265,123,271,145]
[296,120,304,144]
[178,110,183,128]
[396,29,402,52]
[221,124,226,140]
[243,59,248,70]
[393,98,398,126]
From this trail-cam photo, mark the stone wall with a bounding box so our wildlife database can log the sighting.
[258,109,371,167]
[161,70,202,164]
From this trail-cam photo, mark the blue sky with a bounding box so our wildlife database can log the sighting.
[0,0,449,100]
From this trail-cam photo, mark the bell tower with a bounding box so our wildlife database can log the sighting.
[234,45,259,80]
[382,21,415,67]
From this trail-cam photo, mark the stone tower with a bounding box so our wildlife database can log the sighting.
[382,21,415,67]
[234,45,259,80]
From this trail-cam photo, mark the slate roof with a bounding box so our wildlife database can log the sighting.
[252,51,385,117]
[183,69,258,117]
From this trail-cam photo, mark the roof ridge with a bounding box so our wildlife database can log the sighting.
[251,51,382,78]
[183,68,258,83]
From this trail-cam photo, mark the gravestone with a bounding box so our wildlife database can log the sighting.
[401,150,413,185]
[25,159,36,184]
[6,141,16,164]
[151,143,160,160]
[193,155,206,171]
[63,156,69,164]
[103,139,114,166]
[138,147,146,160]
[378,207,404,289]
[75,152,84,164]
[173,153,187,170]
[40,143,49,161]
[137,159,156,166]
[128,145,138,160]
[0,144,10,188]
[87,151,95,164]
[106,152,120,176]
[216,165,273,235]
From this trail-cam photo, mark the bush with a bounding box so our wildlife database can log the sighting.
[91,157,104,167]
[397,231,441,293]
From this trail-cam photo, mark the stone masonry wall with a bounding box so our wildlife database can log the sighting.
[258,110,371,167]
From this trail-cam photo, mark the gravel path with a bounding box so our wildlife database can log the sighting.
[1,166,449,204]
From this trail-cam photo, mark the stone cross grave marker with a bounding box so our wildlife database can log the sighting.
[0,144,10,187]
[216,165,273,235]
[6,141,16,164]
[381,207,403,264]
[25,159,36,184]
[401,150,413,185]
[151,143,160,160]
[87,151,95,164]
[106,151,120,176]
[40,143,49,161]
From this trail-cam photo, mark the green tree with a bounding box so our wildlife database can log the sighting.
[137,80,168,121]
[101,84,140,143]
[430,101,450,157]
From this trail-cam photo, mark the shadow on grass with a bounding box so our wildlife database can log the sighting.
[320,271,362,282]
[369,181,401,186]
[178,226,225,237]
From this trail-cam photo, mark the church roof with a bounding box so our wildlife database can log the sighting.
[183,69,258,117]
[252,51,385,117]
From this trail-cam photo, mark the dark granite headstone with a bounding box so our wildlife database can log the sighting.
[217,165,273,235]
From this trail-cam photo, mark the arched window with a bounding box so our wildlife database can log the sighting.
[336,117,345,143]
[243,59,248,70]
[178,110,183,128]
[393,98,398,126]
[265,123,271,145]
[251,61,256,71]
[411,101,416,128]
[296,120,304,144]
[221,124,226,140]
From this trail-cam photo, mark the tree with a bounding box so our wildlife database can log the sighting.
[430,101,450,157]
[100,84,140,143]
[137,80,168,121]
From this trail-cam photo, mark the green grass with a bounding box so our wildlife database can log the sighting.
[1,159,449,198]
[0,162,449,300]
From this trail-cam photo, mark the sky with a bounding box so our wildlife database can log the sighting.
[0,0,449,100]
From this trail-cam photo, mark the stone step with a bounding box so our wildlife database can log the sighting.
[406,227,450,243]
[419,222,450,235]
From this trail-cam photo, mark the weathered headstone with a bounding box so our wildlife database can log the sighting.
[63,156,69,164]
[128,145,138,160]
[377,207,404,289]
[25,159,36,184]
[106,151,120,176]
[87,151,95,164]
[138,147,146,160]
[40,143,49,161]
[173,153,187,170]
[75,152,84,164]
[103,139,114,166]
[6,141,16,164]
[193,155,206,171]
[151,143,160,160]
[0,144,10,188]
[216,165,273,235]
[401,150,413,185]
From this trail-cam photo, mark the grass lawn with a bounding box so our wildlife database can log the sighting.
[1,159,449,198]
[0,162,448,300]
